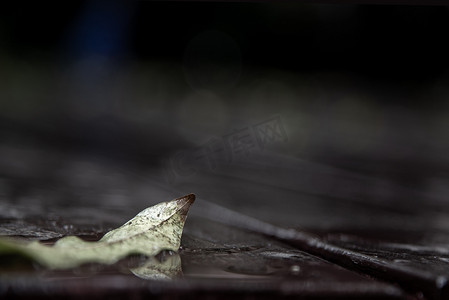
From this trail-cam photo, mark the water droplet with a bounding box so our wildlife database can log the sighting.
[290,265,300,275]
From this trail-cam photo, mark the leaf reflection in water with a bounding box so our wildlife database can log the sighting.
[130,252,182,280]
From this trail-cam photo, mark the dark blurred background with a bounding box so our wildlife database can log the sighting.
[1,2,449,234]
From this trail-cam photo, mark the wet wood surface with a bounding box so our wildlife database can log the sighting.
[1,142,448,300]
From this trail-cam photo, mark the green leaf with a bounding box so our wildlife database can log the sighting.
[0,194,195,270]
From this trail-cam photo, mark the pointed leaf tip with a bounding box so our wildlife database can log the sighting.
[175,193,195,211]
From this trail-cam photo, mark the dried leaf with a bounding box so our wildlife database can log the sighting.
[0,194,195,269]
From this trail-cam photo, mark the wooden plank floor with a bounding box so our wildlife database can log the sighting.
[1,143,448,300]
